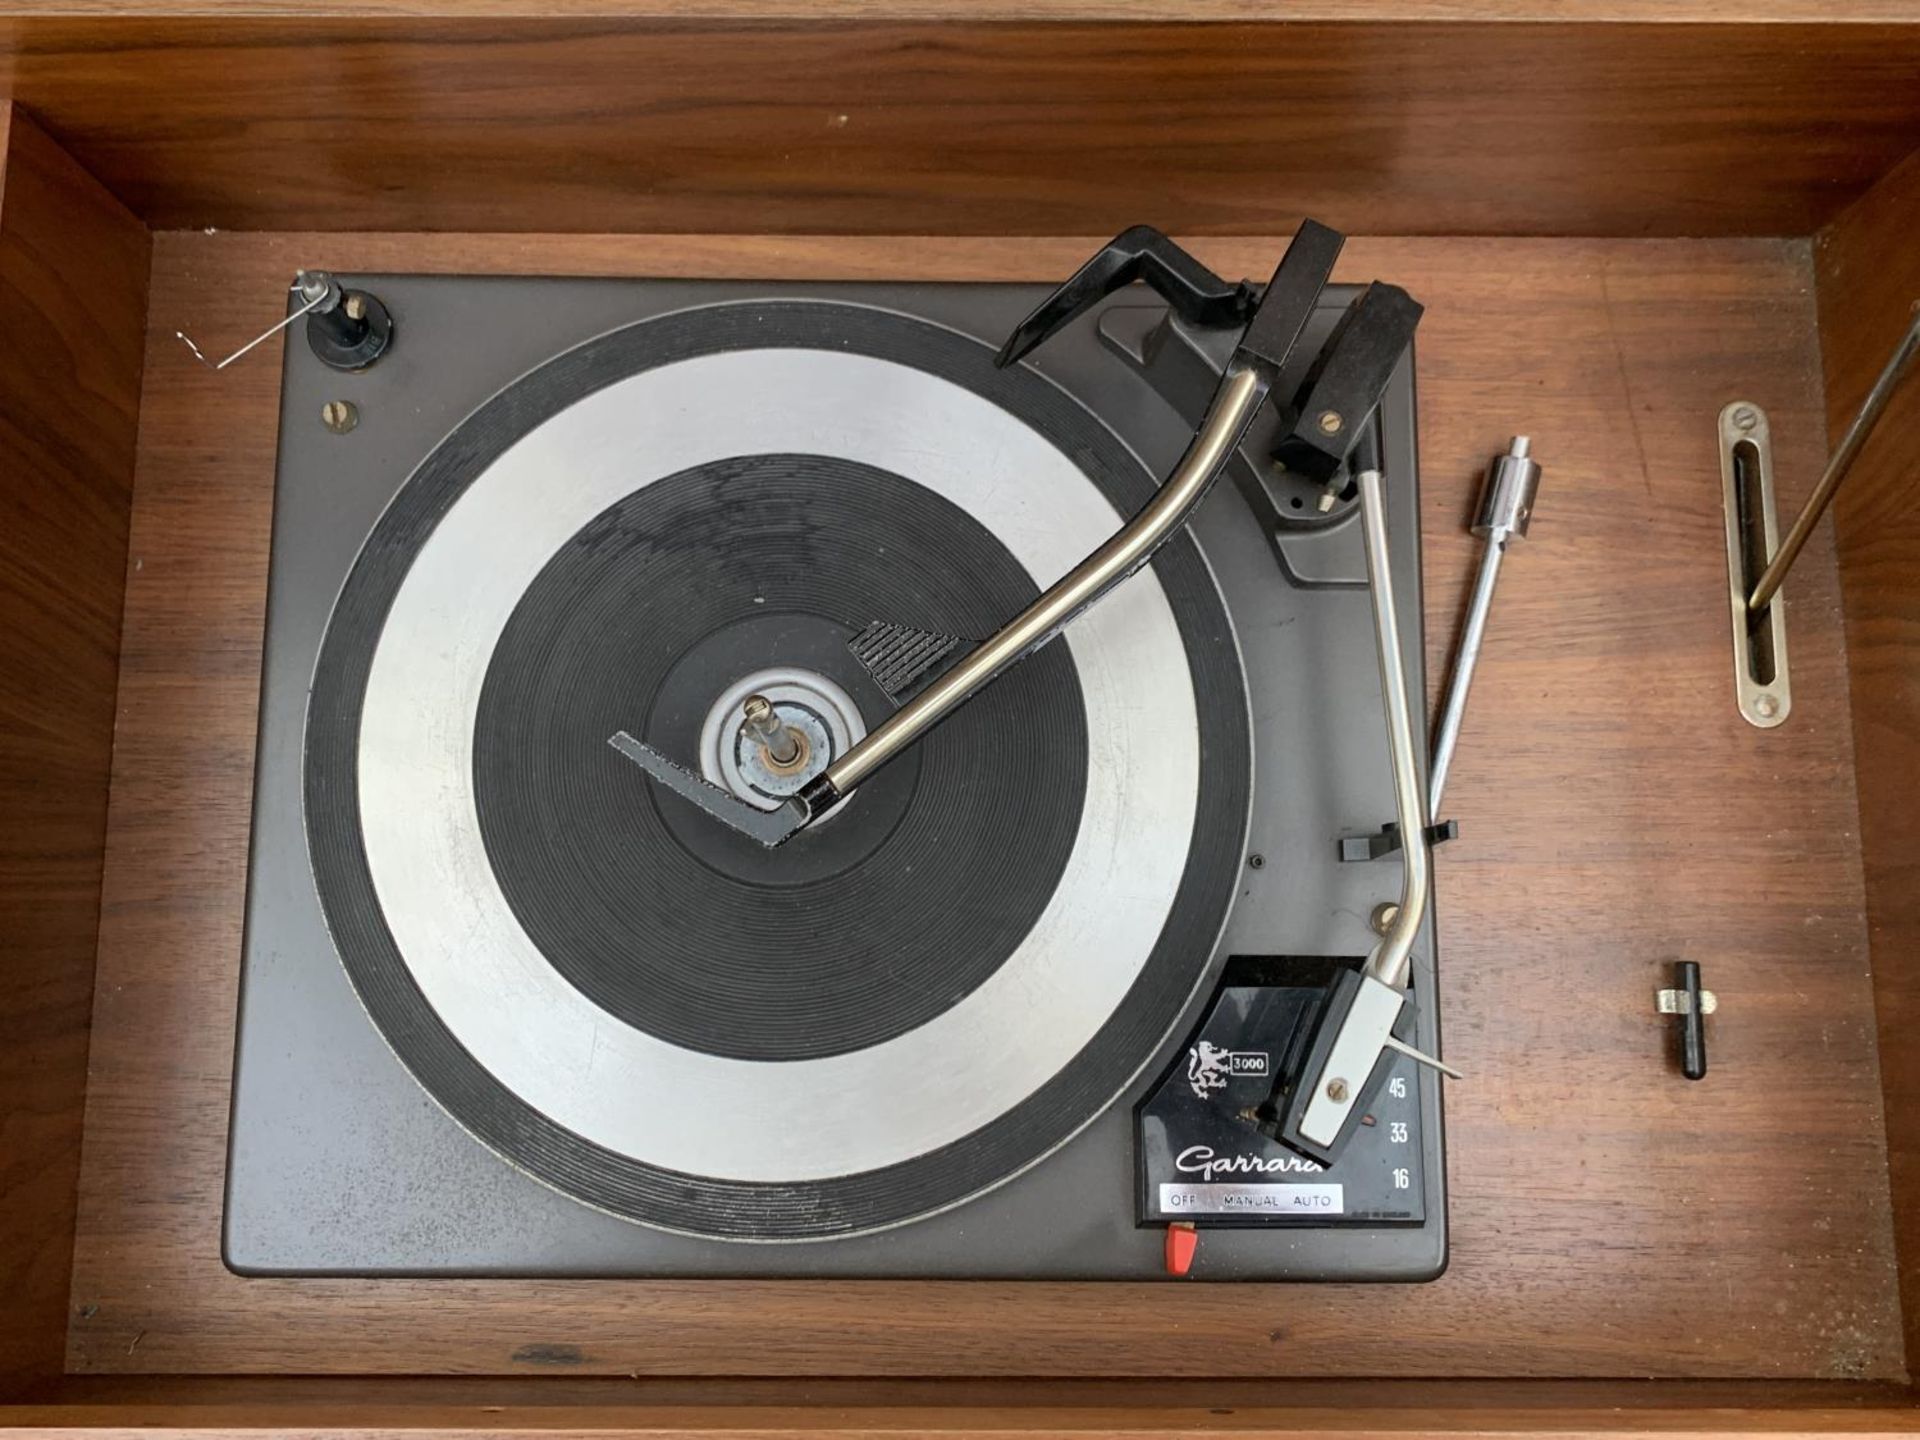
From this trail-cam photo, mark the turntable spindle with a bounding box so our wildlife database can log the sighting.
[740,694,803,769]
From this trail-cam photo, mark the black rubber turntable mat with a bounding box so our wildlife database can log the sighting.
[304,301,1251,1238]
[473,453,1085,1062]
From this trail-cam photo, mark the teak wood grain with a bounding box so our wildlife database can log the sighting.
[2,20,1920,240]
[10,1,1920,20]
[7,1385,1920,1440]
[19,1376,1920,1409]
[1817,148,1920,1380]
[64,230,1901,1381]
[0,105,149,1399]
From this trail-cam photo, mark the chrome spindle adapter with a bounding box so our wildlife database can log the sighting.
[1428,436,1542,813]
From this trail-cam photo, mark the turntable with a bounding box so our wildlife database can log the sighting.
[227,223,1449,1280]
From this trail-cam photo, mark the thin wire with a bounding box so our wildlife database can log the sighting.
[1383,1033,1463,1081]
[177,282,328,371]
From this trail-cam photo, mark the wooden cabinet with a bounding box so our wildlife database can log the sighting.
[3,9,1920,1434]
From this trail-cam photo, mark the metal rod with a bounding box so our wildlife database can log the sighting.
[1354,467,1431,992]
[1428,536,1502,814]
[824,363,1268,794]
[1747,302,1920,613]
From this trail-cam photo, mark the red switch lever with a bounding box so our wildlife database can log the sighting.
[1164,1222,1198,1277]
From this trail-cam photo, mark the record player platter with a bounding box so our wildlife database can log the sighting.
[308,302,1249,1239]
[229,236,1448,1279]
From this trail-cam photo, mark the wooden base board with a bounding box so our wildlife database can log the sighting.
[6,1380,1920,1440]
[68,231,1900,1381]
[25,1377,1920,1408]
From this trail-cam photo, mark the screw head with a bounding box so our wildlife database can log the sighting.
[1755,693,1779,719]
[1732,405,1759,432]
[321,400,359,434]
[1371,901,1400,935]
[1316,409,1344,436]
[1247,853,1265,870]
[1326,1078,1349,1103]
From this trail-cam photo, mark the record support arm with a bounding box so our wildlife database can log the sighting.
[611,223,1347,846]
